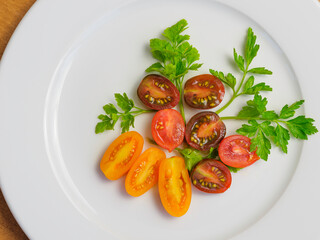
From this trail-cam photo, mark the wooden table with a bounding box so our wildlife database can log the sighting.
[0,1,35,239]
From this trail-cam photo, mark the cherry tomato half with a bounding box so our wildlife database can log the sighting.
[158,156,192,217]
[125,147,166,197]
[100,131,144,180]
[185,111,226,151]
[191,159,232,193]
[151,109,185,152]
[137,74,180,110]
[218,135,260,168]
[184,74,225,109]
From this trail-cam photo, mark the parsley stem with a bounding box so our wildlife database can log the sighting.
[220,116,287,123]
[215,65,249,115]
[215,94,237,114]
[130,109,156,116]
[177,77,186,123]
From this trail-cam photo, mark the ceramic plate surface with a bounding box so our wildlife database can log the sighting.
[0,0,319,239]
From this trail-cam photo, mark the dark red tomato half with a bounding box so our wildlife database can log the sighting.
[191,159,232,193]
[184,74,225,109]
[218,135,260,168]
[151,109,185,152]
[137,74,180,110]
[185,111,226,151]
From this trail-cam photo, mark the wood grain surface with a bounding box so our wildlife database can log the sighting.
[0,1,35,239]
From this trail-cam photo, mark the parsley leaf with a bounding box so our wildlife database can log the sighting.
[176,148,203,172]
[250,128,271,160]
[209,69,236,90]
[286,116,318,140]
[96,93,155,134]
[248,67,272,75]
[120,114,135,133]
[177,147,241,173]
[237,94,267,117]
[233,48,245,72]
[273,124,290,153]
[114,93,134,113]
[245,27,260,65]
[279,100,304,119]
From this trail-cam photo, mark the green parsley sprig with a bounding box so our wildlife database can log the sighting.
[146,19,203,122]
[95,93,155,134]
[220,96,318,160]
[209,27,318,161]
[176,147,241,173]
[210,27,273,115]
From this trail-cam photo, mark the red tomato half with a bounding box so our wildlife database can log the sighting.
[137,74,180,110]
[191,159,232,193]
[184,74,225,109]
[185,111,226,151]
[218,135,260,168]
[151,109,185,152]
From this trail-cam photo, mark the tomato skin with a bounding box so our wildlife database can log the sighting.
[137,74,180,110]
[125,148,166,197]
[158,157,192,217]
[191,159,231,193]
[185,111,226,151]
[151,109,185,152]
[218,135,260,168]
[184,74,225,109]
[100,131,144,180]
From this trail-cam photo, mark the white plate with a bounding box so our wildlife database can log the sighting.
[0,0,319,239]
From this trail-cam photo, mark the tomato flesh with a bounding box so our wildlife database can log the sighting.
[218,135,260,168]
[158,156,192,217]
[185,111,226,151]
[137,74,180,110]
[100,131,144,180]
[184,74,225,109]
[125,147,166,197]
[191,159,231,193]
[151,109,185,152]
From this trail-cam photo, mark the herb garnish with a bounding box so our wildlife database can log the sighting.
[95,93,155,134]
[220,98,318,160]
[146,19,202,122]
[210,27,273,115]
[210,27,318,160]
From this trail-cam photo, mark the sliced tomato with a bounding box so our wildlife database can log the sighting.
[185,111,226,151]
[151,109,185,152]
[218,135,260,168]
[125,147,166,197]
[191,159,232,193]
[137,74,180,110]
[100,131,144,180]
[184,74,225,109]
[158,156,192,217]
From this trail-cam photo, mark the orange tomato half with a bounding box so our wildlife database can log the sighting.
[100,131,144,180]
[158,156,192,217]
[125,147,166,197]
